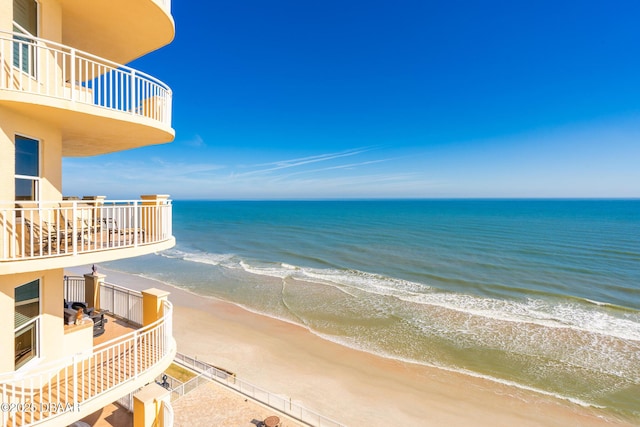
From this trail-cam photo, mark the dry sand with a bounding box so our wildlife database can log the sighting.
[82,267,635,427]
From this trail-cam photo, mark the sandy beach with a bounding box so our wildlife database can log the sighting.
[79,266,636,427]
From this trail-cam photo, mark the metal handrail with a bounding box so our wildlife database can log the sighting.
[0,199,173,261]
[0,30,172,126]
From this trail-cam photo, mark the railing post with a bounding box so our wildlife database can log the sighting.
[70,48,76,101]
[72,202,78,254]
[134,330,139,380]
[0,39,5,91]
[133,200,139,246]
[131,69,136,114]
[73,353,78,406]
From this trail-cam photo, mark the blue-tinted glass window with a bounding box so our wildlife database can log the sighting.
[15,279,40,369]
[13,0,38,75]
[15,178,36,200]
[15,135,38,176]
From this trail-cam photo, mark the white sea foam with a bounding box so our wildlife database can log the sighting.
[159,248,236,267]
[301,268,431,297]
[399,292,640,342]
[107,250,640,412]
[161,247,640,344]
[239,260,292,279]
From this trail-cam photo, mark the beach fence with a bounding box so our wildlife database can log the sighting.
[155,371,211,401]
[173,353,346,427]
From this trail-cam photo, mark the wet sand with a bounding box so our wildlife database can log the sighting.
[77,266,635,427]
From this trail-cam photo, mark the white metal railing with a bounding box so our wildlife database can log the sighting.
[162,400,174,427]
[173,353,346,427]
[0,199,173,261]
[0,300,174,427]
[0,30,172,126]
[64,277,144,326]
[63,275,85,303]
[115,390,136,412]
[99,282,144,326]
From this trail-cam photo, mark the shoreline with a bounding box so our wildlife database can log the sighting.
[71,265,636,427]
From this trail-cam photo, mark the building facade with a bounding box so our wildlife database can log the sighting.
[1,0,177,425]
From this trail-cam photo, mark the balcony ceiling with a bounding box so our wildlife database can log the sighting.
[0,99,174,156]
[59,0,175,64]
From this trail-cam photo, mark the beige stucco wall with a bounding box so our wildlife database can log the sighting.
[0,2,10,33]
[0,268,68,373]
[40,0,63,44]
[0,0,62,37]
[1,0,64,203]
[0,107,63,201]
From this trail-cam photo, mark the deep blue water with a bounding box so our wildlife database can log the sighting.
[105,199,640,421]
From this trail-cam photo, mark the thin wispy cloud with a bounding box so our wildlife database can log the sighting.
[180,134,207,148]
[235,147,377,177]
[273,158,393,181]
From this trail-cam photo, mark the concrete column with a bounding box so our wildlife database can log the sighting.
[142,288,170,326]
[133,383,171,427]
[83,271,105,311]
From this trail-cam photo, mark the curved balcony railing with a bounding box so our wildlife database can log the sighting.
[0,198,173,261]
[0,298,174,427]
[0,29,172,126]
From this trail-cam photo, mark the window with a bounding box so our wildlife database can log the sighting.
[13,0,38,76]
[15,135,39,201]
[15,279,40,369]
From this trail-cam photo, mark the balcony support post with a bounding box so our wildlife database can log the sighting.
[133,383,171,427]
[141,288,170,327]
[84,271,105,311]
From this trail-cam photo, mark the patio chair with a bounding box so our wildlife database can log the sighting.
[18,203,73,254]
[63,302,107,336]
[90,312,108,337]
[22,217,57,254]
[59,203,101,244]
[102,218,145,245]
[65,300,94,316]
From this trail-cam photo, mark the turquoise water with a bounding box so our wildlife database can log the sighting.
[105,199,640,421]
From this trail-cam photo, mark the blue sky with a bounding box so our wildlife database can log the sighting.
[63,0,640,199]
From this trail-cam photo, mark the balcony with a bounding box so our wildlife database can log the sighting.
[0,31,174,156]
[0,197,175,275]
[0,279,175,427]
[59,0,175,65]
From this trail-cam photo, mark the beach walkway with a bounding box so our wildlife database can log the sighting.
[80,371,305,427]
[172,381,304,427]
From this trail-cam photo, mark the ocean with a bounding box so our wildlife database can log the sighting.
[102,199,640,421]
